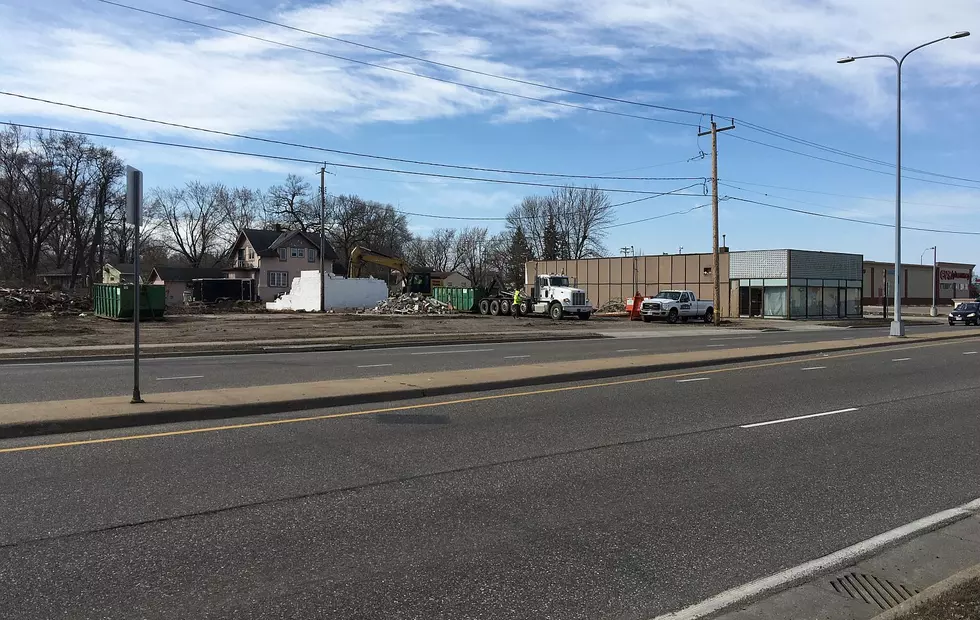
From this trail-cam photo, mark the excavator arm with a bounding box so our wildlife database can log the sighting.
[348,246,410,283]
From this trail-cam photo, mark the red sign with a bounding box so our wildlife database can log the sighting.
[940,270,970,281]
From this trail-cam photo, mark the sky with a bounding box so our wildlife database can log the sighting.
[1,0,979,265]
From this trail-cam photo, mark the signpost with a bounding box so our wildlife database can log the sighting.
[126,166,144,404]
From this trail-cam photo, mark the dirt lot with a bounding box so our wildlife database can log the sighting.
[895,575,980,619]
[0,312,645,349]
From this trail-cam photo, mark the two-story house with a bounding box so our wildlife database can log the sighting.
[224,229,339,301]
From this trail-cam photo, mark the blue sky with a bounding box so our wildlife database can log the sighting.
[2,0,979,265]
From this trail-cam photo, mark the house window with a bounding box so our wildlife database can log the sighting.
[268,271,289,287]
[308,249,317,263]
[291,247,304,258]
[278,248,287,261]
[248,249,254,260]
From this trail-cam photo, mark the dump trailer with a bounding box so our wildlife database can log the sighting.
[477,273,593,320]
[191,278,254,303]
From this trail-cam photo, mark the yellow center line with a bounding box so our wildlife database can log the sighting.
[1,336,975,454]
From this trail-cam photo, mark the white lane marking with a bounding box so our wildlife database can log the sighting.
[740,407,858,429]
[410,348,494,356]
[676,377,709,383]
[357,363,393,368]
[892,357,911,362]
[709,337,757,341]
[154,375,204,381]
[800,366,826,371]
[963,351,978,355]
[650,497,980,620]
[779,340,796,343]
[505,355,530,359]
[616,348,639,353]
[706,344,725,348]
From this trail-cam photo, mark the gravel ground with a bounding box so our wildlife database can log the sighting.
[897,576,980,619]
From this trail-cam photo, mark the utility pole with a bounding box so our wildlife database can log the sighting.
[125,166,144,404]
[699,116,735,326]
[318,165,332,313]
[931,246,937,317]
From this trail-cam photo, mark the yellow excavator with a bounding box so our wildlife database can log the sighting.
[347,246,443,295]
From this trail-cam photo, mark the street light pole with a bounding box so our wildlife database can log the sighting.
[838,31,970,338]
[931,246,937,317]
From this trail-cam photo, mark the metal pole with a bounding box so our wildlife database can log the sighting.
[126,166,144,404]
[710,121,721,326]
[890,62,905,337]
[931,246,937,316]
[319,165,326,313]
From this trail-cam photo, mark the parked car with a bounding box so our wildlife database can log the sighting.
[948,302,980,326]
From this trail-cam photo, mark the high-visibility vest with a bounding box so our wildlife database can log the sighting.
[513,290,520,305]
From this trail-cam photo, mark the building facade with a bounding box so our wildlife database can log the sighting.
[224,229,339,301]
[862,261,975,307]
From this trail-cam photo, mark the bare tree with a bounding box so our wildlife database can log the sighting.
[328,194,410,271]
[405,228,463,272]
[265,174,315,231]
[220,186,264,249]
[154,182,228,268]
[505,186,613,260]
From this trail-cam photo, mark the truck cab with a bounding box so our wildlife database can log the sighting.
[527,274,593,320]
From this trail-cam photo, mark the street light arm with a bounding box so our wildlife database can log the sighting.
[848,53,899,65]
[901,36,954,65]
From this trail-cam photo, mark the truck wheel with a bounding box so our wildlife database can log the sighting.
[500,300,511,316]
[703,308,714,323]
[642,316,651,323]
[479,298,491,315]
[549,303,563,321]
[577,312,590,320]
[667,308,679,324]
[490,299,502,316]
[519,300,532,315]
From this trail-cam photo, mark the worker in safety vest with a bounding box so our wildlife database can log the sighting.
[512,288,523,317]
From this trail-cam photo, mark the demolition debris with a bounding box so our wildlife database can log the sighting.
[0,288,92,314]
[366,293,453,315]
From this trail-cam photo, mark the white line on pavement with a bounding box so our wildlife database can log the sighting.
[676,377,709,383]
[616,348,639,353]
[650,497,980,620]
[410,348,494,356]
[740,407,858,429]
[964,352,978,355]
[706,344,725,348]
[505,355,530,359]
[154,375,204,381]
[779,340,796,343]
[892,358,911,362]
[357,364,393,368]
[800,366,826,371]
[708,337,757,341]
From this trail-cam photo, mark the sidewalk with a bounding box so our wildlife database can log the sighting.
[1,331,975,439]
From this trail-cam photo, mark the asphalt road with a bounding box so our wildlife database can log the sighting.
[0,322,953,403]
[1,336,979,619]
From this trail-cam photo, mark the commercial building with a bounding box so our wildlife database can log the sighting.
[862,260,975,307]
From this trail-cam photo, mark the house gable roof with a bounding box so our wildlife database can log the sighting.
[239,229,339,261]
[104,262,135,274]
[150,266,226,282]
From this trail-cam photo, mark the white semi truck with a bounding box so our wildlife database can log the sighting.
[639,289,714,324]
[477,273,593,320]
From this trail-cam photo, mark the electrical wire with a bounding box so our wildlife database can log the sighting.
[94,0,699,129]
[719,178,973,210]
[1,121,710,196]
[601,202,711,230]
[726,196,980,236]
[177,0,707,119]
[724,133,980,191]
[0,92,704,183]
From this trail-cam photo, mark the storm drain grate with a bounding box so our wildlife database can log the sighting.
[829,572,919,610]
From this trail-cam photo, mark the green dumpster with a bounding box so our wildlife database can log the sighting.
[431,287,485,313]
[93,283,166,321]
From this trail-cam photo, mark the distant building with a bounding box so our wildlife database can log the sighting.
[101,262,141,284]
[148,266,227,306]
[223,229,340,301]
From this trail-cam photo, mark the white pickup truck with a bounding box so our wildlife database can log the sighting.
[640,290,714,324]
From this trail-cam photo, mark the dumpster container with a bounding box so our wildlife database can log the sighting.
[431,286,486,313]
[92,283,166,320]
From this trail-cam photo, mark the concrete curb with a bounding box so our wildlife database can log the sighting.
[0,332,606,365]
[2,332,977,440]
[869,562,980,620]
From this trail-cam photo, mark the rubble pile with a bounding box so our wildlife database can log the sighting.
[0,288,92,314]
[597,298,626,313]
[366,293,453,315]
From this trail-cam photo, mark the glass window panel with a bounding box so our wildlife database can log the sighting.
[848,280,862,289]
[764,287,787,317]
[765,278,787,287]
[823,287,838,316]
[790,286,807,318]
[791,279,807,286]
[846,289,861,316]
[807,286,823,317]
[750,279,764,286]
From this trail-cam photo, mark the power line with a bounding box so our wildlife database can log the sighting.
[602,203,711,230]
[727,196,980,236]
[177,0,706,119]
[719,178,974,210]
[736,119,980,185]
[0,91,704,183]
[724,133,980,191]
[2,121,710,196]
[94,0,699,129]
